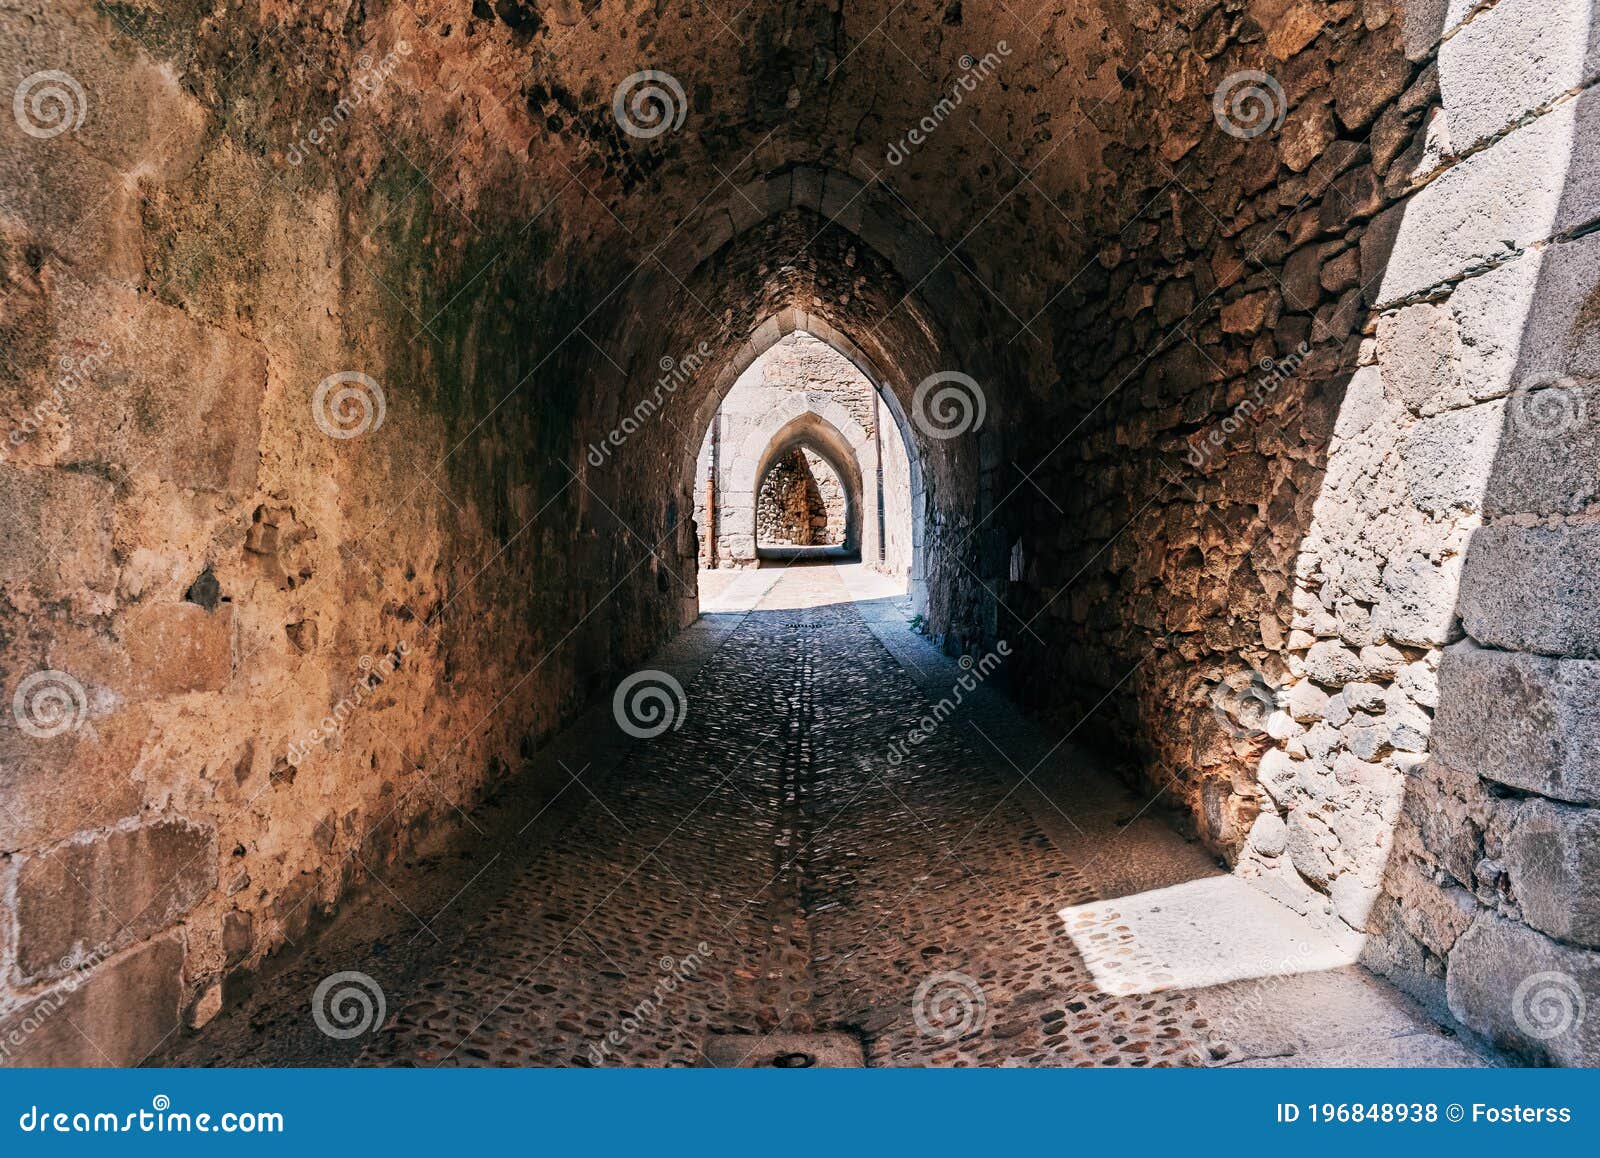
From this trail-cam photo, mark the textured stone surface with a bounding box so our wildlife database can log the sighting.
[1447,912,1600,1066]
[0,711,146,852]
[1436,0,1600,152]
[0,935,184,1068]
[123,603,235,697]
[14,819,216,982]
[1434,642,1600,804]
[1370,98,1600,306]
[1459,525,1600,658]
[1504,799,1600,948]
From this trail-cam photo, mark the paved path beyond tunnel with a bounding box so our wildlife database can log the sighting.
[168,565,1492,1069]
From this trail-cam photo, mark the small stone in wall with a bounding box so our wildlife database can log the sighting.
[184,566,222,610]
[285,619,318,653]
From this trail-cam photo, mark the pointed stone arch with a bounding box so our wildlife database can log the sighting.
[736,404,867,560]
[682,313,928,611]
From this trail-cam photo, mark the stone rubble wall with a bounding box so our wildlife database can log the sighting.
[1006,0,1600,1064]
[754,448,843,547]
[803,450,850,546]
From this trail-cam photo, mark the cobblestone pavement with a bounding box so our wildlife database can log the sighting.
[362,565,1210,1067]
[170,564,1486,1069]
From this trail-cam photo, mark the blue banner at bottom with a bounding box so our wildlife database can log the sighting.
[0,1067,1595,1154]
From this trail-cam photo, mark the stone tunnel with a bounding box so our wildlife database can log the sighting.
[1,0,1598,1069]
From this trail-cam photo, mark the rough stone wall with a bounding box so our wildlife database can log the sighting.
[755,448,836,546]
[803,450,849,545]
[1002,0,1600,1064]
[0,1,647,1064]
[1362,0,1600,1066]
[1008,4,1443,870]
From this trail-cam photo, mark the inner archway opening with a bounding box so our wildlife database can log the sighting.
[693,330,915,588]
[756,444,848,554]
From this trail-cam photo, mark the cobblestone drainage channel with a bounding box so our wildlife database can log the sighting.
[703,1033,866,1068]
